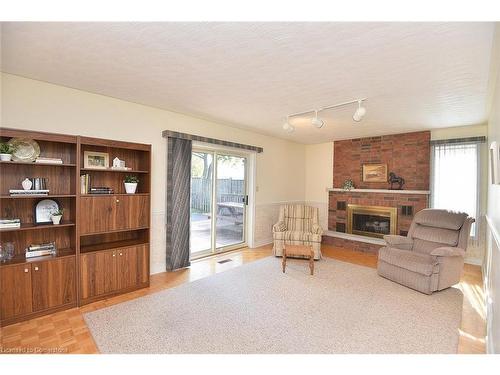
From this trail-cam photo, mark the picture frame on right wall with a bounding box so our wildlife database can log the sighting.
[490,141,499,185]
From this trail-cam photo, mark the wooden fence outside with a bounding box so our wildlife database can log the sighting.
[191,178,245,213]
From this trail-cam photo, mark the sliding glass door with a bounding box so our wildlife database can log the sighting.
[190,149,247,259]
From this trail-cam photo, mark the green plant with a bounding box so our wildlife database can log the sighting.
[341,179,355,191]
[0,142,14,154]
[124,175,139,184]
[51,208,64,217]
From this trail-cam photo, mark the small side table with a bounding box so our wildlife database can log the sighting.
[282,244,315,275]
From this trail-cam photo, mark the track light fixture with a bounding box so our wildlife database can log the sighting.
[283,98,367,132]
[352,100,367,122]
[282,117,295,133]
[311,110,324,129]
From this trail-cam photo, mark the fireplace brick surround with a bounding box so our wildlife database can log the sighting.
[324,131,431,253]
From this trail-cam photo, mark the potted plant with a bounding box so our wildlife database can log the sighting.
[51,208,64,225]
[0,142,15,161]
[124,175,139,194]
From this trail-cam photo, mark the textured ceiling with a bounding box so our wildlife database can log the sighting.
[1,22,495,143]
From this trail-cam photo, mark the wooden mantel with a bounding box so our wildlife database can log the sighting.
[328,188,430,195]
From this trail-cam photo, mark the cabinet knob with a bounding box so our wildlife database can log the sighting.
[112,253,116,257]
[119,252,123,256]
[116,199,120,203]
[24,268,29,273]
[34,266,39,271]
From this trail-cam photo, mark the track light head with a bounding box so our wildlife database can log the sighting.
[282,118,295,133]
[353,100,366,122]
[311,111,324,129]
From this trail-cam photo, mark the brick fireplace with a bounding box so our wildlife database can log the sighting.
[324,131,431,253]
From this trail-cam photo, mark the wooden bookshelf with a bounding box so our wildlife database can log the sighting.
[0,128,151,325]
[0,128,78,326]
[77,136,151,305]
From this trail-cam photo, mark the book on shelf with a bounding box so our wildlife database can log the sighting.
[0,219,21,229]
[80,174,90,194]
[25,249,56,258]
[89,187,114,194]
[35,157,64,164]
[25,242,57,258]
[9,189,49,196]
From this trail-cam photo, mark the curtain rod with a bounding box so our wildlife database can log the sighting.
[430,136,486,145]
[162,130,263,153]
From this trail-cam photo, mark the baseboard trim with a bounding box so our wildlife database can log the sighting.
[251,239,273,248]
[464,257,483,266]
[485,214,499,354]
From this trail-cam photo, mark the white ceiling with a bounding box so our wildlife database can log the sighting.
[1,22,495,143]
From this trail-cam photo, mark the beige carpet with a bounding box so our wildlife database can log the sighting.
[84,257,463,354]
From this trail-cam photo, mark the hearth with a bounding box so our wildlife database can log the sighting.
[347,204,397,239]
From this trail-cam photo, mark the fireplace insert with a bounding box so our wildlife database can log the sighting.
[347,204,397,239]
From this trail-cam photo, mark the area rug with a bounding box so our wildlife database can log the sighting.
[83,257,463,354]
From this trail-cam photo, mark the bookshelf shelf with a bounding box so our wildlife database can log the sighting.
[0,160,76,167]
[80,168,148,173]
[0,248,76,267]
[0,194,77,199]
[0,221,76,233]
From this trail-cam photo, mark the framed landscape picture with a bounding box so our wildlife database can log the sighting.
[83,151,109,169]
[362,163,388,182]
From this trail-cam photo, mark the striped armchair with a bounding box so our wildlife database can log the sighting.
[273,204,323,260]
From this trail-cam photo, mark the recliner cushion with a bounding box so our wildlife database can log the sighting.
[413,209,468,231]
[378,247,439,276]
[411,225,459,247]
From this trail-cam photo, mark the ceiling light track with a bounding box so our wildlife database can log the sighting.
[283,98,367,132]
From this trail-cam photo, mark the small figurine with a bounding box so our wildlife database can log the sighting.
[388,172,405,190]
[112,157,126,169]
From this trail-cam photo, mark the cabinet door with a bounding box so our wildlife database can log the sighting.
[0,264,33,320]
[136,244,150,285]
[80,196,115,234]
[116,247,138,290]
[80,250,117,299]
[115,195,149,230]
[32,257,76,312]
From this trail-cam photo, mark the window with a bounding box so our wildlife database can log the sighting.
[431,141,481,237]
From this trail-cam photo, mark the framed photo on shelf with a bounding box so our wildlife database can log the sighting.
[34,199,60,224]
[362,163,388,183]
[83,151,109,169]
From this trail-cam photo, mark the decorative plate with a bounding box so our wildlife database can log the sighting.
[34,199,60,224]
[8,138,41,162]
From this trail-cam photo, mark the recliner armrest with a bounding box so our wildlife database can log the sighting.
[383,235,413,250]
[273,221,287,232]
[430,247,466,257]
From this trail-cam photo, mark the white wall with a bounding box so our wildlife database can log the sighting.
[0,73,306,273]
[304,142,333,229]
[485,23,500,354]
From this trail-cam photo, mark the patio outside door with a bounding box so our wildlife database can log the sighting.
[190,149,247,259]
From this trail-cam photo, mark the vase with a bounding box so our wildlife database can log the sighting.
[124,182,138,194]
[0,153,12,161]
[22,178,33,190]
[51,215,62,225]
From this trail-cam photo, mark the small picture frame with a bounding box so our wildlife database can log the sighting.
[84,151,109,169]
[34,199,60,224]
[362,164,388,182]
[490,141,499,185]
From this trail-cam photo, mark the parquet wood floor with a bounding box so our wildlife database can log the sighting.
[0,245,485,354]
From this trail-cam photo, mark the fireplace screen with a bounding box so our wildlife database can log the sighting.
[347,204,397,239]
